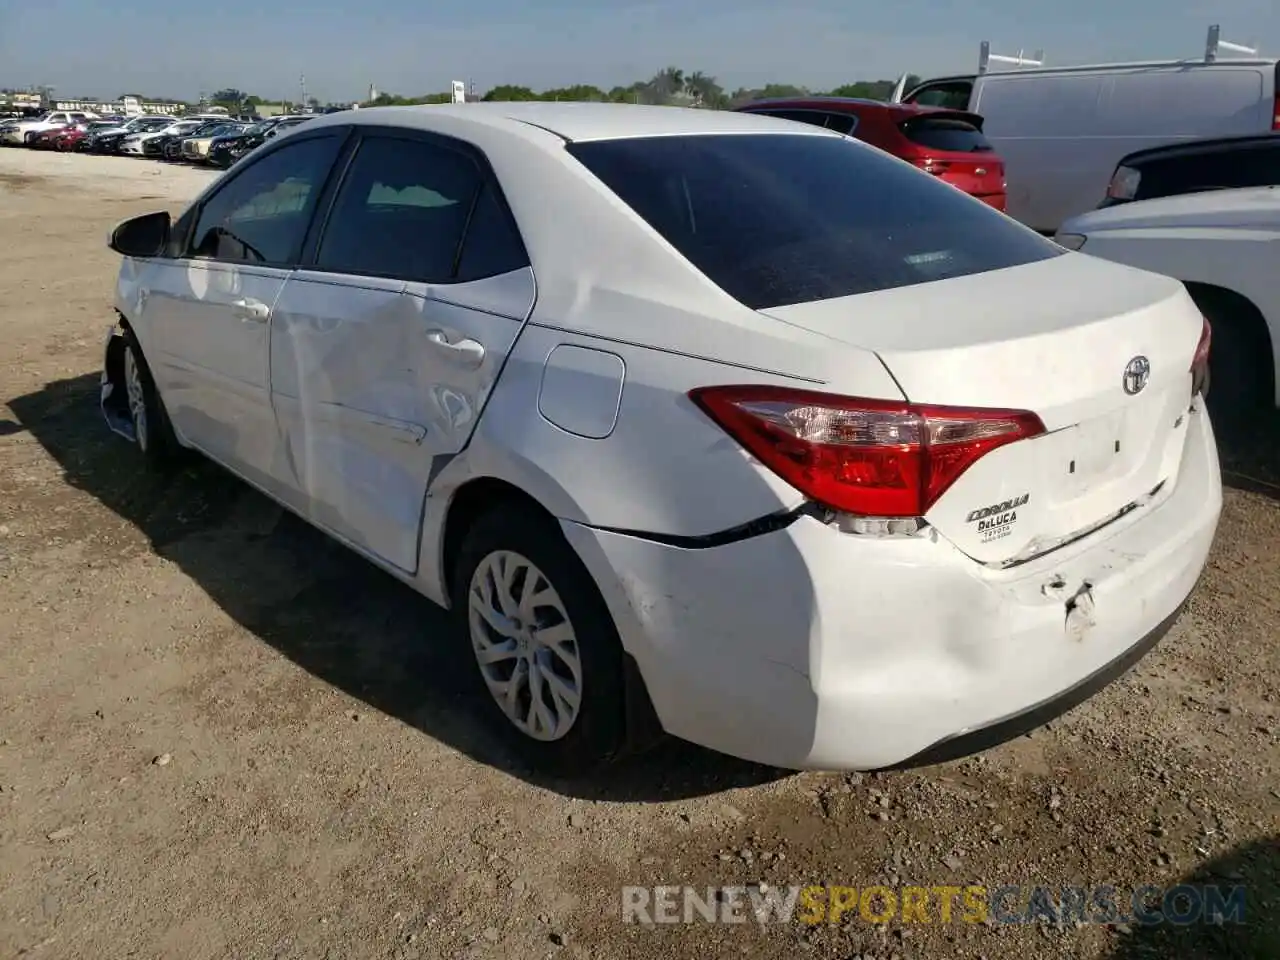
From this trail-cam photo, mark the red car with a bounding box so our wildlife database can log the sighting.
[28,124,82,150]
[734,97,1008,210]
[52,127,90,151]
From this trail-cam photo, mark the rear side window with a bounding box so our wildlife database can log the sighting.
[454,181,530,282]
[755,110,858,136]
[899,116,992,153]
[316,135,480,282]
[567,134,1060,310]
[758,110,830,129]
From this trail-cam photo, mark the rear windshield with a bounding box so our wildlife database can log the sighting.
[567,134,1057,310]
[899,116,992,153]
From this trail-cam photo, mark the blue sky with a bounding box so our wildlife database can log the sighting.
[2,0,1278,103]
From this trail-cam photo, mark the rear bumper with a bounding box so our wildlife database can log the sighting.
[562,400,1221,770]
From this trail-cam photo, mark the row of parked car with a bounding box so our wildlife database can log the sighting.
[0,111,313,169]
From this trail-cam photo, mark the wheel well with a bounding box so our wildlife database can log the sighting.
[440,477,555,602]
[103,313,132,406]
[1182,282,1276,401]
[437,475,666,754]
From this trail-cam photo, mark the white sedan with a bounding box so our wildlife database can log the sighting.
[100,103,1221,775]
[1057,186,1280,424]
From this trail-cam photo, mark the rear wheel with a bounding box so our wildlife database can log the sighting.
[451,505,627,777]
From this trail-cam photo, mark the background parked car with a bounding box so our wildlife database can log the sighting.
[29,120,92,150]
[1,110,96,146]
[207,115,311,168]
[175,121,248,162]
[1101,132,1280,207]
[1056,186,1279,424]
[897,28,1280,231]
[735,97,1007,209]
[87,115,173,154]
[121,118,208,157]
[53,121,116,152]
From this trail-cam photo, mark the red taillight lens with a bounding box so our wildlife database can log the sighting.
[1191,316,1212,395]
[688,385,1045,517]
[1272,94,1280,130]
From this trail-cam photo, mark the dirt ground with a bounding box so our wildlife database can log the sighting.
[0,148,1277,960]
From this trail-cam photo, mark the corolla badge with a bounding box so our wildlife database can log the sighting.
[1123,356,1150,395]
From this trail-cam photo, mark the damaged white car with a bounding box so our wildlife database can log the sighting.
[100,103,1221,776]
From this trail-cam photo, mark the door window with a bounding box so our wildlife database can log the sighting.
[756,110,858,135]
[315,135,482,282]
[187,135,341,265]
[822,112,858,135]
[905,82,973,111]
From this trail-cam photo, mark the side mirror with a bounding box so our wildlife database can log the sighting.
[108,211,171,258]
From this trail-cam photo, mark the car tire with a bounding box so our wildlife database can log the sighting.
[120,327,180,469]
[451,504,627,778]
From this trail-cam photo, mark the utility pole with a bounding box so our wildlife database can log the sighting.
[299,74,307,112]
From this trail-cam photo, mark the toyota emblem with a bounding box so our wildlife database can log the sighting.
[1123,356,1151,395]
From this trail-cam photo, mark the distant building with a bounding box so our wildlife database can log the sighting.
[48,97,183,115]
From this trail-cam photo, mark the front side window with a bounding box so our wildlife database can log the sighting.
[315,134,481,281]
[906,82,973,111]
[187,135,341,265]
[569,134,1061,310]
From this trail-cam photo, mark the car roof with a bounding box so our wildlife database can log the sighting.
[736,96,956,119]
[1119,131,1280,167]
[301,101,835,144]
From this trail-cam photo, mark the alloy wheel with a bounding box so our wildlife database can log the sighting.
[123,346,149,452]
[467,550,583,742]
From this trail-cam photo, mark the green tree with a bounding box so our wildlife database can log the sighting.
[684,70,726,108]
[644,67,686,104]
[826,74,920,100]
[540,84,606,102]
[483,85,538,101]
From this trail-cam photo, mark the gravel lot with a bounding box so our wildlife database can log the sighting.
[0,149,1277,960]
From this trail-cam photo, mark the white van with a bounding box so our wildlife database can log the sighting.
[897,28,1280,232]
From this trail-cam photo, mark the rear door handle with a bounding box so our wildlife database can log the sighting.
[231,298,270,323]
[425,330,485,367]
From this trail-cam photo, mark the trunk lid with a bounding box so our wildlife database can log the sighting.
[761,254,1203,565]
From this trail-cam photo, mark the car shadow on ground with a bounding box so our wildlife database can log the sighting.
[9,374,790,802]
[1105,834,1279,960]
[1216,408,1280,502]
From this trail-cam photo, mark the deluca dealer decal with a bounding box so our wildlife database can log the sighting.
[965,493,1029,543]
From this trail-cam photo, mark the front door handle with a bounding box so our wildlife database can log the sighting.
[425,330,485,367]
[231,298,270,323]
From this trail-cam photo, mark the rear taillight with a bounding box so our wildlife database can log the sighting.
[1191,316,1212,396]
[688,386,1045,518]
[1272,93,1280,130]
